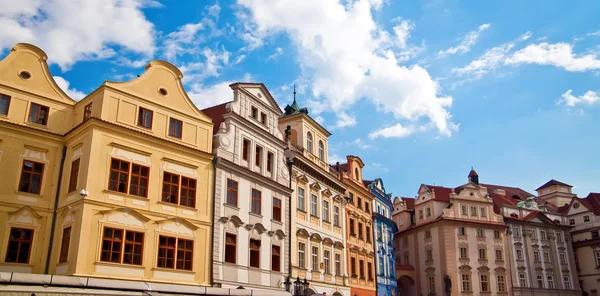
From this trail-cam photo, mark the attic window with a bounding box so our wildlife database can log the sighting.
[19,71,31,79]
[158,88,168,96]
[573,203,580,209]
[511,195,520,200]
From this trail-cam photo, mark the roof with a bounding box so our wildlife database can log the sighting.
[422,184,453,202]
[201,102,228,135]
[484,183,565,214]
[402,197,415,210]
[363,180,373,187]
[535,179,573,191]
[582,193,600,214]
[505,210,561,225]
[468,169,479,177]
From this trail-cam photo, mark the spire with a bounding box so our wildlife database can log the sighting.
[290,84,300,111]
[468,167,479,185]
[281,84,308,117]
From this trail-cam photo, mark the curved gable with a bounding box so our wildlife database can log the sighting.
[0,43,75,105]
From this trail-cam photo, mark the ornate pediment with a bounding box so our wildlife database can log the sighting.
[269,229,286,239]
[494,267,506,274]
[478,266,490,273]
[99,207,150,229]
[322,188,333,197]
[8,206,42,227]
[334,241,344,249]
[517,266,526,272]
[310,182,323,191]
[425,267,435,274]
[310,233,323,242]
[219,215,245,228]
[535,267,544,272]
[245,223,268,235]
[459,265,472,273]
[297,174,309,184]
[333,194,344,203]
[323,238,334,246]
[156,217,198,237]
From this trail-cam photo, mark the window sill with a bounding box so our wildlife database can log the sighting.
[297,209,307,214]
[136,124,154,132]
[96,261,145,269]
[152,267,194,274]
[249,212,263,219]
[271,219,283,225]
[0,262,34,267]
[15,190,44,198]
[26,121,49,129]
[323,220,331,224]
[223,203,240,210]
[157,200,197,211]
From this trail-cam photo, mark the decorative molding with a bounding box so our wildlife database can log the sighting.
[297,228,310,238]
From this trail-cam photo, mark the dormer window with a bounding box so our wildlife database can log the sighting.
[354,168,359,180]
[251,106,258,119]
[306,132,313,153]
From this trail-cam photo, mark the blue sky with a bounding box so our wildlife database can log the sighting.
[2,0,599,198]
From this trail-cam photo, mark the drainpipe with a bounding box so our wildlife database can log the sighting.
[45,146,67,274]
[210,156,218,287]
[284,126,294,281]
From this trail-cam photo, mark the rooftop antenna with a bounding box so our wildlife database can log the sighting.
[293,84,297,102]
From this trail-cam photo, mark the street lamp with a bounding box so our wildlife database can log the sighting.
[294,277,304,296]
[302,278,310,295]
[284,276,292,293]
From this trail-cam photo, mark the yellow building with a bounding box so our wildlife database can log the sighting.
[0,43,214,288]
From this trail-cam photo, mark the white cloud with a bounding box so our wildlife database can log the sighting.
[53,76,86,101]
[587,30,600,37]
[179,47,231,82]
[329,112,357,130]
[313,115,325,124]
[237,0,456,136]
[188,81,234,109]
[0,0,156,71]
[560,89,600,107]
[208,2,221,19]
[438,23,491,57]
[392,18,414,49]
[349,138,372,149]
[234,55,247,64]
[368,123,414,139]
[267,47,284,61]
[505,42,600,72]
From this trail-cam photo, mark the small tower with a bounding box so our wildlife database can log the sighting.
[468,167,479,185]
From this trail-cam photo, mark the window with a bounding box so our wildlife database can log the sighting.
[130,164,150,198]
[108,158,129,193]
[333,205,340,226]
[101,227,144,265]
[358,222,363,239]
[349,192,354,205]
[251,106,258,119]
[513,227,520,237]
[530,229,537,240]
[298,242,305,269]
[419,210,424,220]
[458,227,466,236]
[533,250,540,262]
[543,251,550,263]
[251,189,262,215]
[378,256,384,274]
[224,233,236,264]
[547,275,554,289]
[480,274,489,292]
[593,231,600,239]
[349,219,356,236]
[461,274,471,291]
[428,276,435,294]
[366,226,371,242]
[480,207,487,217]
[358,197,363,209]
[161,172,197,207]
[255,146,262,167]
[272,245,281,271]
[478,248,486,260]
[312,246,319,271]
[519,273,527,287]
[377,225,382,241]
[351,257,357,276]
[242,139,250,161]
[595,251,600,267]
[323,200,330,222]
[359,259,364,279]
[569,219,575,225]
[461,205,467,215]
[226,179,238,206]
[306,132,313,153]
[318,141,324,160]
[260,112,266,124]
[28,103,49,125]
[168,118,183,138]
[425,230,431,239]
[426,249,433,261]
[59,227,71,263]
[426,207,431,217]
[298,187,305,211]
[249,239,261,268]
[476,228,484,237]
[460,247,468,259]
[5,228,34,263]
[354,168,359,180]
[273,197,282,222]
[0,94,10,115]
[564,276,571,289]
[495,249,503,261]
[494,230,501,239]
[556,232,563,242]
[83,102,92,121]
[537,274,543,288]
[137,107,153,128]
[540,230,547,240]
[560,252,566,264]
[497,275,506,292]
[470,206,477,216]
[335,253,341,275]
[324,250,330,273]
[311,194,318,216]
[517,249,523,260]
[267,152,273,172]
[585,215,591,222]
[18,160,45,194]
[365,202,370,212]
[68,159,80,193]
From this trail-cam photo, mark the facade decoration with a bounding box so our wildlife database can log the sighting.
[202,83,293,291]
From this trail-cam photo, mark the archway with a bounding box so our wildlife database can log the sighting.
[332,292,343,296]
[305,288,317,296]
[397,276,416,296]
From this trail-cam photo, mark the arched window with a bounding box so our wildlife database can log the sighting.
[354,168,359,180]
[306,132,313,153]
[318,141,324,160]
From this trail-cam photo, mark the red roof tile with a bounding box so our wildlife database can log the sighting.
[201,102,229,135]
[583,193,600,214]
[423,185,453,201]
[535,179,573,191]
[363,180,373,187]
[402,197,415,210]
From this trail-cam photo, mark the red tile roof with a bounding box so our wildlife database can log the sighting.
[535,179,573,191]
[363,180,373,187]
[201,102,229,135]
[423,185,453,201]
[402,197,415,210]
[583,193,600,214]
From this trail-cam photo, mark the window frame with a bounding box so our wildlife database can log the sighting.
[312,246,319,272]
[168,117,183,139]
[28,102,49,125]
[68,159,80,193]
[251,189,262,215]
[137,107,153,129]
[156,235,193,271]
[5,227,34,264]
[323,200,330,222]
[480,274,489,292]
[226,179,238,207]
[0,94,11,115]
[335,253,341,275]
[242,139,250,161]
[324,250,331,274]
[129,163,150,198]
[318,140,324,160]
[306,132,313,153]
[298,242,305,269]
[267,152,273,172]
[495,249,503,261]
[333,205,340,226]
[272,245,281,271]
[497,275,506,292]
[461,274,471,292]
[59,227,71,263]
[310,194,318,216]
[19,160,45,194]
[224,233,237,264]
[297,187,306,211]
[100,227,144,266]
[273,197,282,222]
[108,158,130,194]
[83,102,92,121]
[255,145,262,167]
[478,248,486,260]
[162,172,180,204]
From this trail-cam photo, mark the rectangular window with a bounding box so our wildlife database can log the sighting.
[226,179,238,206]
[335,253,341,275]
[323,200,330,222]
[540,230,547,240]
[544,251,550,263]
[349,192,354,204]
[5,228,34,264]
[569,219,575,225]
[162,172,180,204]
[460,247,468,259]
[298,187,306,211]
[260,112,266,124]
[477,229,484,237]
[513,227,520,237]
[251,189,262,215]
[129,164,150,198]
[365,202,370,212]
[480,274,489,292]
[251,106,258,119]
[349,219,356,236]
[19,160,45,194]
[480,207,487,217]
[312,246,319,271]
[273,197,282,222]
[366,226,371,242]
[351,257,356,276]
[584,215,591,222]
[495,249,503,261]
[333,205,340,226]
[359,259,365,279]
[426,207,431,217]
[168,118,183,138]
[494,230,501,239]
[109,158,129,193]
[537,274,543,288]
[530,230,537,239]
[519,273,527,287]
[267,152,273,172]
[298,242,305,269]
[358,197,363,209]
[272,245,281,271]
[470,206,477,216]
[419,210,423,219]
[425,230,431,239]
[368,262,373,280]
[59,227,71,263]
[137,107,153,129]
[461,205,467,215]
[426,249,433,261]
[324,250,330,274]
[68,159,80,193]
[517,249,523,260]
[497,275,506,292]
[358,222,364,239]
[564,276,571,289]
[255,146,262,167]
[225,233,236,264]
[547,275,554,289]
[458,227,466,236]
[595,251,600,267]
[249,239,261,268]
[556,232,563,242]
[101,227,144,265]
[534,250,540,262]
[83,102,92,121]
[180,177,196,208]
[242,139,250,161]
[478,248,486,260]
[462,274,470,291]
[29,102,49,125]
[593,231,600,239]
[0,94,11,115]
[311,194,318,216]
[428,276,435,294]
[560,252,566,264]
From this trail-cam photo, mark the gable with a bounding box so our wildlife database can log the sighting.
[0,43,75,105]
[104,60,211,123]
[567,199,592,215]
[234,83,282,114]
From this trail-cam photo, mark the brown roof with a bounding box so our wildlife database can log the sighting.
[535,179,573,191]
[201,102,229,135]
[482,183,535,200]
[363,180,373,187]
[402,197,415,210]
[583,193,600,214]
[468,169,479,177]
[423,185,453,202]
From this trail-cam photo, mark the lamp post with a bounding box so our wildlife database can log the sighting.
[285,276,310,296]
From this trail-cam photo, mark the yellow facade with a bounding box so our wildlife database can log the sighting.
[0,44,214,286]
